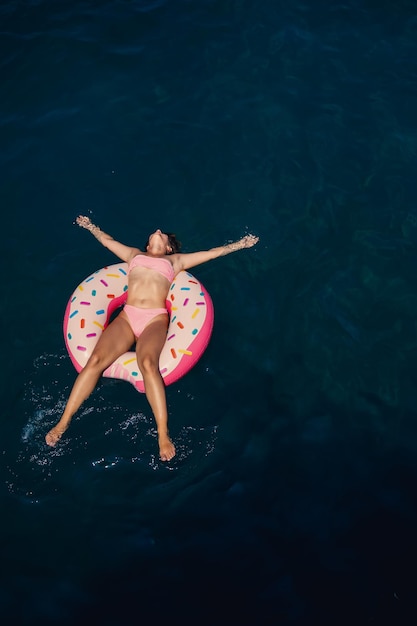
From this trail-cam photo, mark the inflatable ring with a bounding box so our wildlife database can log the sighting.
[63,263,214,392]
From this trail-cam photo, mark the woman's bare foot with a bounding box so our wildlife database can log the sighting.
[158,434,176,461]
[45,425,66,447]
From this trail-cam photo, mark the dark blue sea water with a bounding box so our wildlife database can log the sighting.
[2,0,417,623]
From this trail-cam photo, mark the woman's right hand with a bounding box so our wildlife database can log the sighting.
[76,215,92,229]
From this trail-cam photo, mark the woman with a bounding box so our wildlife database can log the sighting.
[45,215,259,461]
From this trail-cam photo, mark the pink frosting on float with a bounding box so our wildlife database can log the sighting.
[63,264,214,392]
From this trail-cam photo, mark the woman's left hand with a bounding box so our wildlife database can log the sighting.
[239,234,259,248]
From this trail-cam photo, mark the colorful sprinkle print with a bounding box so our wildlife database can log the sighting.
[64,263,214,393]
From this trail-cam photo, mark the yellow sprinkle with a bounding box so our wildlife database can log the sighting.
[78,285,84,291]
[171,306,178,311]
[123,357,136,366]
[93,321,104,330]
[178,349,192,356]
[191,308,200,319]
[106,273,120,278]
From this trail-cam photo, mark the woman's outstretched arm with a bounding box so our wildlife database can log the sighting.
[173,234,259,272]
[76,215,140,263]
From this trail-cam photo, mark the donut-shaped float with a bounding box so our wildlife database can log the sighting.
[63,263,214,392]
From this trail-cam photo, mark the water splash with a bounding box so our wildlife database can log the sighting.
[6,352,219,501]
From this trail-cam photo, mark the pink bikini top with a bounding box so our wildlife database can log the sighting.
[127,254,175,282]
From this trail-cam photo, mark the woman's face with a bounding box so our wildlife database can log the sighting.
[147,229,171,253]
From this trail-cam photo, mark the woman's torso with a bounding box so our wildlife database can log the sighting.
[126,254,175,308]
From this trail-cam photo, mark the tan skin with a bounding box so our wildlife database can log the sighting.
[45,215,259,461]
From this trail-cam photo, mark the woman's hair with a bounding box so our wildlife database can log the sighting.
[144,232,182,255]
[166,232,182,254]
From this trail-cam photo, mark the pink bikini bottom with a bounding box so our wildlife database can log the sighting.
[123,305,168,338]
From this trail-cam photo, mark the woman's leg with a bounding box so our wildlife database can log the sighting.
[45,315,135,446]
[135,315,175,461]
